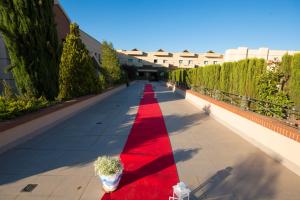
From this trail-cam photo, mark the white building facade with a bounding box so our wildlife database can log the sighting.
[118,47,299,70]
[79,30,101,64]
[224,47,299,62]
[117,49,224,69]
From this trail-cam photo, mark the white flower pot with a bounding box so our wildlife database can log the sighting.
[99,170,123,192]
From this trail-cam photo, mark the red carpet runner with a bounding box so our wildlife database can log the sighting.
[101,84,179,200]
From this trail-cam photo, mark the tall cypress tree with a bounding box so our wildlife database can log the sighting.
[238,59,249,96]
[280,54,293,77]
[0,0,60,99]
[232,62,239,94]
[227,62,235,93]
[279,54,293,92]
[289,53,300,109]
[100,41,122,86]
[58,23,97,99]
[245,59,255,97]
[222,62,232,93]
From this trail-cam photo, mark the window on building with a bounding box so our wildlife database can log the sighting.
[204,61,208,65]
[154,59,158,63]
[163,60,168,64]
[128,58,133,62]
[138,59,142,63]
[213,61,218,64]
[179,60,183,64]
[188,60,193,65]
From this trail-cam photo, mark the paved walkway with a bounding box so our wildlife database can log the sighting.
[102,84,178,199]
[0,81,300,200]
[156,83,300,200]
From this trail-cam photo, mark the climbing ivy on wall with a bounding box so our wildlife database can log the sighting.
[0,0,60,99]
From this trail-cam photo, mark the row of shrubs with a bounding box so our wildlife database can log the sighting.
[0,95,53,120]
[57,24,125,100]
[0,23,126,121]
[0,2,126,101]
[0,0,126,120]
[168,54,300,119]
[170,58,265,98]
[0,80,53,120]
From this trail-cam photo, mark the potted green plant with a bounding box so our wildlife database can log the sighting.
[94,156,123,192]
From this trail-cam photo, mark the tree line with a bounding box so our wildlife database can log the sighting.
[169,55,300,114]
[0,0,124,101]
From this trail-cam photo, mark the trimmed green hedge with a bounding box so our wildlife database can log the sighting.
[169,55,300,111]
[169,58,266,98]
[289,54,300,110]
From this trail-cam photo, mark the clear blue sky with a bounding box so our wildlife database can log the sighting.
[59,0,300,53]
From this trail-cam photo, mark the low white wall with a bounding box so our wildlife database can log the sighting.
[174,87,300,176]
[0,84,129,153]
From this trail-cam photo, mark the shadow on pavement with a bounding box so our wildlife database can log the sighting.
[119,148,200,189]
[190,153,281,200]
[0,82,203,188]
[164,113,209,134]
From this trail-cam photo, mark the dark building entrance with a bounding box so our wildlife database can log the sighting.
[122,65,168,81]
[137,70,159,81]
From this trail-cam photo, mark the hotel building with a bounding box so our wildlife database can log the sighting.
[118,47,299,70]
[117,47,299,79]
[117,49,224,79]
[224,47,299,62]
[54,0,101,64]
[117,49,223,69]
[1,0,299,88]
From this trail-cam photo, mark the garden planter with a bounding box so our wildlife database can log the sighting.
[99,170,123,192]
[94,156,123,192]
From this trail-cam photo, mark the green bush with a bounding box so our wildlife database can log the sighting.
[101,41,122,86]
[169,58,266,98]
[2,80,15,100]
[168,57,300,119]
[98,73,108,92]
[256,71,293,118]
[279,54,293,92]
[58,23,98,100]
[289,53,300,110]
[0,95,52,120]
